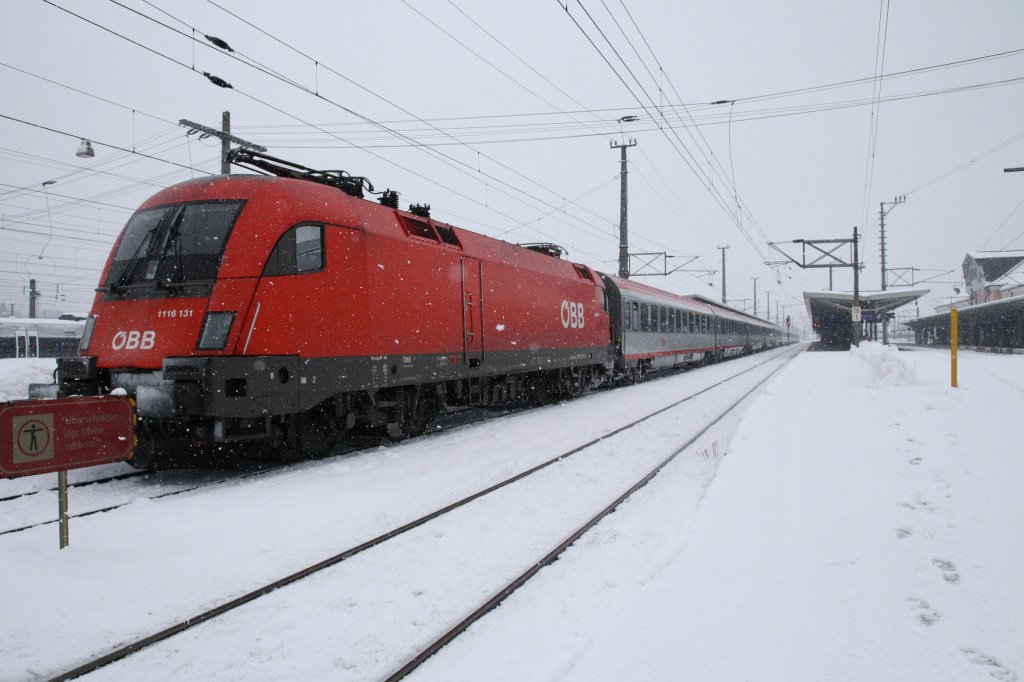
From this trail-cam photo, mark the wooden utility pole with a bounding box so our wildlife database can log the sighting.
[221,111,231,175]
[28,279,39,318]
[717,245,729,303]
[611,138,637,278]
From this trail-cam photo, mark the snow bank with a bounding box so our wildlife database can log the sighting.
[850,340,916,386]
[0,358,57,401]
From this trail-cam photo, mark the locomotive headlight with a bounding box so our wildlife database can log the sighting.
[79,316,97,352]
[197,311,235,350]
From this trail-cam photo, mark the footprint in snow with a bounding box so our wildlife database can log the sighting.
[907,597,941,625]
[933,558,960,584]
[962,648,1018,681]
[901,498,933,512]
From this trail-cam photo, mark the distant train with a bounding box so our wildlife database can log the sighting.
[32,151,794,467]
[0,317,83,359]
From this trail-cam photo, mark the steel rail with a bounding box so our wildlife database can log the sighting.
[0,470,148,503]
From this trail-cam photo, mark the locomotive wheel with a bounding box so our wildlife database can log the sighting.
[282,405,339,461]
[388,387,437,441]
[405,388,437,438]
[129,419,191,470]
[528,373,558,406]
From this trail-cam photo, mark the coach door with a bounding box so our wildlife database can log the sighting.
[15,329,39,358]
[461,257,483,367]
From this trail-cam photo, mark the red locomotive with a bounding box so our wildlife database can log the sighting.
[31,151,790,467]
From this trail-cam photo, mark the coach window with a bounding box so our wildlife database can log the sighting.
[659,306,667,332]
[640,303,649,332]
[631,302,640,330]
[677,310,683,333]
[624,301,631,330]
[263,223,325,276]
[668,308,674,333]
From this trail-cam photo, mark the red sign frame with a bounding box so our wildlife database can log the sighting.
[0,396,135,478]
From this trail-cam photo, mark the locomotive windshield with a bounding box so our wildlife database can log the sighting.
[105,200,244,294]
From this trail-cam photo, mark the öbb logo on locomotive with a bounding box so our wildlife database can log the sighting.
[560,300,585,329]
[110,330,156,351]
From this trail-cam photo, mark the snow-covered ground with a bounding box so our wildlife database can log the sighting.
[1,345,1021,682]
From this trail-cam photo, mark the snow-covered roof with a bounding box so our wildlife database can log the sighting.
[963,251,1024,285]
[990,257,1024,289]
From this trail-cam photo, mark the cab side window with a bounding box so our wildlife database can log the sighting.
[263,223,325,276]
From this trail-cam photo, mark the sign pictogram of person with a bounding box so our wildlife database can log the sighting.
[12,414,54,463]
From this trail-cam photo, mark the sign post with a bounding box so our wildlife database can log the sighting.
[58,470,69,549]
[1,395,135,548]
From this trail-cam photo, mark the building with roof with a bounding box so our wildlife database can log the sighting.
[904,251,1024,351]
[962,251,1024,305]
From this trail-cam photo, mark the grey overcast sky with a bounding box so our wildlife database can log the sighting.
[1,0,1022,321]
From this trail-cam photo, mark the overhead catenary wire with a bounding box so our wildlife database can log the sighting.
[18,0,618,276]
[92,0,629,256]
[228,71,1024,146]
[392,0,711,266]
[204,0,623,235]
[596,0,778,260]
[558,0,772,271]
[859,0,893,269]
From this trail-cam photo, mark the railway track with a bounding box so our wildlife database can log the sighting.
[0,410,523,538]
[0,351,774,538]
[0,466,280,536]
[0,470,147,503]
[39,346,800,682]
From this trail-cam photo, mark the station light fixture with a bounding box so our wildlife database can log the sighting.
[76,139,95,158]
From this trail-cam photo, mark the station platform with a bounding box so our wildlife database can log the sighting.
[561,343,1023,681]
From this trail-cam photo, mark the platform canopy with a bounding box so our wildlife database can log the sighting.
[806,284,929,319]
[804,289,929,326]
[905,295,1024,349]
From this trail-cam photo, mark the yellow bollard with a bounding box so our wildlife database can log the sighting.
[951,308,958,388]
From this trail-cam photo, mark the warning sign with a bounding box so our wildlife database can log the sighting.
[0,396,134,478]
